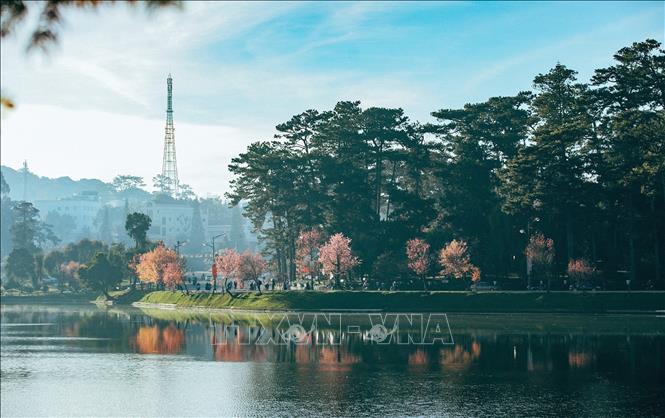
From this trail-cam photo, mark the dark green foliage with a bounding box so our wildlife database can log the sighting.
[111,175,145,193]
[62,239,108,264]
[227,39,664,289]
[5,247,37,288]
[229,102,436,281]
[0,177,13,257]
[10,201,59,251]
[125,212,151,249]
[78,252,122,298]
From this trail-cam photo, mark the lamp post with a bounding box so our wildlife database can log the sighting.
[204,233,226,292]
[173,240,190,294]
[174,240,187,256]
[204,233,226,261]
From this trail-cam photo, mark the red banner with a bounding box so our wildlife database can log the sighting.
[211,263,218,279]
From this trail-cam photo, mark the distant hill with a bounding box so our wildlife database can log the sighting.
[0,165,150,202]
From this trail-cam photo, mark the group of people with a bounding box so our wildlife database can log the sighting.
[175,274,327,294]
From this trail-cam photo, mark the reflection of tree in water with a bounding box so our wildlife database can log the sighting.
[408,349,429,367]
[439,341,481,371]
[133,310,664,387]
[315,346,360,371]
[132,324,184,354]
[568,350,595,368]
[3,306,135,351]
[210,326,268,362]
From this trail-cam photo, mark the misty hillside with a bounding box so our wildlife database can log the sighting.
[1,165,114,201]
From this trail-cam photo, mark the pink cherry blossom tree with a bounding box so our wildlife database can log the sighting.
[162,261,184,291]
[239,251,267,293]
[319,233,359,288]
[134,245,183,290]
[439,239,480,282]
[215,249,242,294]
[525,233,555,289]
[567,258,594,283]
[296,229,324,287]
[406,238,431,290]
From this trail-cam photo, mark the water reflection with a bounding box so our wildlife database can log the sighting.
[2,304,664,417]
[132,324,185,354]
[1,304,664,380]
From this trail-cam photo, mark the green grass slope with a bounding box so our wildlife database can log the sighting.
[137,290,665,313]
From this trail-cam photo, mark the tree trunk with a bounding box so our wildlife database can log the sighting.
[289,235,297,284]
[385,160,397,219]
[375,154,382,219]
[662,171,665,208]
[566,208,574,262]
[626,192,637,286]
[422,275,427,291]
[224,278,236,298]
[652,198,662,287]
[591,228,597,265]
[629,220,637,286]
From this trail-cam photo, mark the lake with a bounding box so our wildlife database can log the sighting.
[1,303,664,417]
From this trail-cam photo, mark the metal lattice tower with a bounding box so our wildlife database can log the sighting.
[161,74,179,197]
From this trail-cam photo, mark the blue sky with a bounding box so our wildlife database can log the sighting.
[1,1,663,195]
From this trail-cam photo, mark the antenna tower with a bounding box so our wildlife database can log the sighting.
[161,74,179,197]
[21,160,28,201]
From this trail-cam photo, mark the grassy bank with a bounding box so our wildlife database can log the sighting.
[137,290,665,313]
[1,291,98,304]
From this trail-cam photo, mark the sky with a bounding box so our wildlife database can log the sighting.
[1,1,663,196]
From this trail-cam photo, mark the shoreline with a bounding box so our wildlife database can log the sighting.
[3,290,664,314]
[132,290,665,314]
[133,301,665,316]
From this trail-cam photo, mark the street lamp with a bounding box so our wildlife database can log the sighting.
[203,233,226,292]
[203,233,226,260]
[174,240,187,255]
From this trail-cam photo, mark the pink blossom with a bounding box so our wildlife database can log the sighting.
[319,233,359,278]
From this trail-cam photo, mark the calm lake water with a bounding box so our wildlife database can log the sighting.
[1,304,664,417]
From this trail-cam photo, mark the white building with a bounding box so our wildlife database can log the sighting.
[34,191,103,234]
[143,199,193,245]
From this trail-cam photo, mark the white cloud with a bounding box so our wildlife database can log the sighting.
[1,1,662,196]
[0,105,260,196]
[59,57,150,109]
